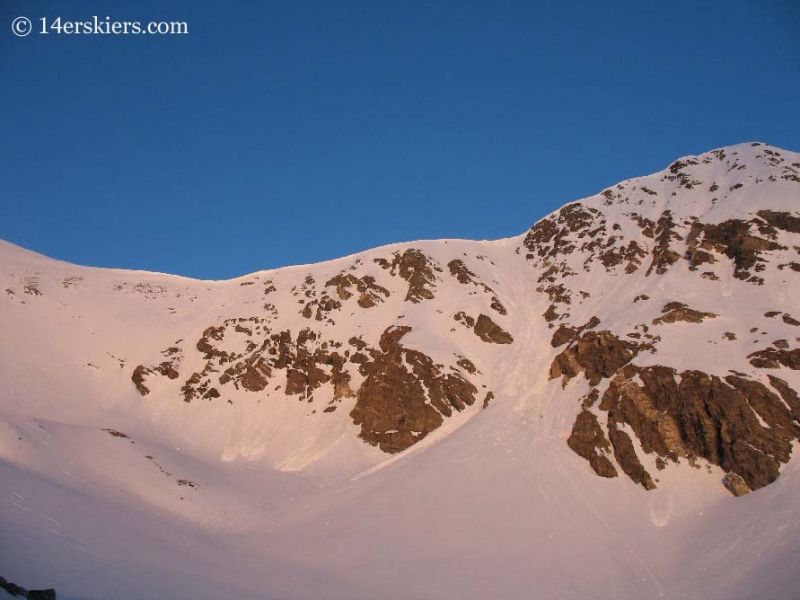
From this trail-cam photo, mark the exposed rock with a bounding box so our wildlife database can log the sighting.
[490,296,508,315]
[607,424,656,490]
[783,314,800,326]
[325,273,390,308]
[768,375,800,421]
[456,358,477,374]
[132,365,150,396]
[756,210,800,234]
[543,304,559,323]
[375,249,441,303]
[523,203,600,257]
[589,366,800,493]
[748,347,800,369]
[348,336,368,351]
[550,316,600,348]
[549,331,639,386]
[446,259,506,314]
[453,311,475,328]
[103,429,130,439]
[473,314,514,344]
[567,409,618,478]
[447,259,477,284]
[653,305,717,325]
[661,301,687,312]
[350,326,480,453]
[551,325,577,348]
[599,240,647,273]
[723,472,751,497]
[646,211,682,275]
[197,326,226,359]
[688,218,786,281]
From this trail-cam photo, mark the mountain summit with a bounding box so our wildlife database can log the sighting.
[2,142,799,600]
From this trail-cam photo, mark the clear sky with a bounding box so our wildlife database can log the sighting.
[1,0,798,280]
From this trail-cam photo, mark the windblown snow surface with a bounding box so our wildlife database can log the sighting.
[1,143,799,599]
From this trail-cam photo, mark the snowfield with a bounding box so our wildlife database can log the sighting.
[1,142,799,599]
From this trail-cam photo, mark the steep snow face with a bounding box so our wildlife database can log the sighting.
[0,142,799,600]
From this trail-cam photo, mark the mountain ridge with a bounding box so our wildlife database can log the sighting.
[1,141,799,600]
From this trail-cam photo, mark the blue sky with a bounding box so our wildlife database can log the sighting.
[1,0,798,279]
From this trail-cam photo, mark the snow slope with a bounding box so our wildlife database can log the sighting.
[1,142,799,599]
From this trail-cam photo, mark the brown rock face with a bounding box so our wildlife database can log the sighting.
[350,326,480,453]
[652,305,717,325]
[756,209,800,234]
[549,331,639,387]
[447,259,477,284]
[768,375,800,421]
[447,259,508,315]
[132,365,150,396]
[550,316,600,348]
[325,273,390,307]
[687,218,786,282]
[131,346,182,397]
[522,203,602,258]
[375,249,441,303]
[608,425,656,490]
[596,366,799,492]
[473,314,514,344]
[567,409,618,478]
[749,347,800,369]
[723,472,752,497]
[552,320,800,495]
[646,211,682,275]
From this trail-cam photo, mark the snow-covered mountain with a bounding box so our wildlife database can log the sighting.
[1,142,799,600]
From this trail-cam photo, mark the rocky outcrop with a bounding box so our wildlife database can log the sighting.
[603,368,799,492]
[447,259,508,314]
[550,316,600,348]
[723,472,751,497]
[553,321,800,495]
[607,425,656,490]
[756,210,800,234]
[567,409,618,479]
[749,346,800,369]
[645,211,682,276]
[350,326,480,453]
[141,315,487,454]
[473,314,514,344]
[375,249,441,302]
[686,217,786,284]
[652,302,717,325]
[325,273,390,308]
[131,346,181,396]
[549,331,639,387]
[447,259,477,285]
